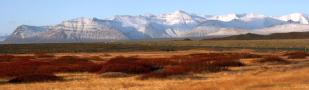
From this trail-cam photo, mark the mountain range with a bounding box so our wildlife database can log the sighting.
[209,31,309,40]
[4,10,309,43]
[0,34,8,41]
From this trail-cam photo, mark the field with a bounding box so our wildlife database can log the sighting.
[1,39,309,54]
[0,39,309,90]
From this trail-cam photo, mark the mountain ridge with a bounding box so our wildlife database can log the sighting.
[209,31,309,40]
[4,10,309,43]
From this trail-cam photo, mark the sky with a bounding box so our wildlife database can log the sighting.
[1,0,309,34]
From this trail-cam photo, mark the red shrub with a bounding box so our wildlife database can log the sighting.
[258,56,290,64]
[141,65,190,79]
[84,56,104,61]
[140,53,244,79]
[15,56,36,60]
[8,73,63,83]
[0,55,15,62]
[0,60,52,78]
[99,63,154,74]
[284,51,308,59]
[37,62,101,73]
[238,53,262,59]
[37,56,101,73]
[0,55,36,62]
[98,56,159,74]
[176,53,243,72]
[102,53,112,57]
[0,53,245,79]
[136,58,177,68]
[0,55,102,78]
[51,56,90,65]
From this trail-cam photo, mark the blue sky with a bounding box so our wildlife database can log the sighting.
[1,0,309,34]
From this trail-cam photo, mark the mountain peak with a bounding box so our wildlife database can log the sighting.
[279,13,309,24]
[207,13,239,22]
[173,10,188,14]
[64,17,96,23]
[164,10,191,17]
[240,13,265,18]
[288,13,307,16]
[159,10,196,25]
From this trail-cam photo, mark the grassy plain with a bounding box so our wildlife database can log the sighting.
[0,39,309,90]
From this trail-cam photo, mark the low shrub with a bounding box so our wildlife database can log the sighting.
[178,53,243,72]
[141,53,244,79]
[258,55,290,64]
[0,60,51,78]
[284,51,308,59]
[84,56,104,61]
[38,56,101,73]
[100,72,130,78]
[0,55,15,62]
[98,56,160,74]
[8,73,63,83]
[51,56,90,65]
[239,53,262,59]
[102,53,112,57]
[140,65,190,79]
[0,55,36,62]
[0,55,101,78]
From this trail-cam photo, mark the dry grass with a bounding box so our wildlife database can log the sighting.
[0,50,309,90]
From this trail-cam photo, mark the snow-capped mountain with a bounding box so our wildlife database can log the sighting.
[5,10,309,43]
[0,34,8,41]
[204,13,286,29]
[253,24,309,35]
[278,13,309,24]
